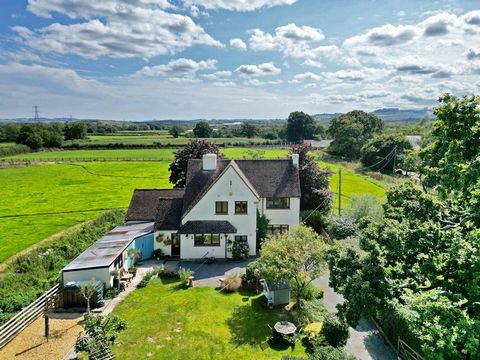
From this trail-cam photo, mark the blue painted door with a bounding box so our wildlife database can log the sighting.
[135,234,154,260]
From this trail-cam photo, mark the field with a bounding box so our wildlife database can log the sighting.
[112,277,306,359]
[0,147,386,263]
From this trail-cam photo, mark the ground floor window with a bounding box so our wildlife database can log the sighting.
[194,233,221,246]
[234,235,248,242]
[267,225,289,235]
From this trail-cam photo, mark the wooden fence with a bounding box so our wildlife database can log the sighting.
[0,283,63,349]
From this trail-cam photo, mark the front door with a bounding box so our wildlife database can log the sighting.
[171,233,180,257]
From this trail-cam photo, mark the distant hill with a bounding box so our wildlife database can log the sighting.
[313,108,433,124]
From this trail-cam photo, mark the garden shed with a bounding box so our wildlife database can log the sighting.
[61,222,154,289]
[260,279,291,306]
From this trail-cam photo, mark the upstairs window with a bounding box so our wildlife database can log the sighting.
[266,197,290,209]
[215,201,228,215]
[267,225,289,235]
[235,235,248,242]
[235,201,248,214]
[194,234,221,246]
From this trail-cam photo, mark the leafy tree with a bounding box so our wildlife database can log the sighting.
[327,110,383,160]
[256,210,269,251]
[24,132,43,150]
[360,133,412,172]
[41,130,63,148]
[241,122,260,138]
[79,280,97,314]
[193,121,213,138]
[169,125,183,138]
[64,122,87,140]
[291,143,332,211]
[321,313,349,348]
[3,123,20,142]
[168,139,220,188]
[258,225,327,304]
[344,195,384,222]
[285,111,318,142]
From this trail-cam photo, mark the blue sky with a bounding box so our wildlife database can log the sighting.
[0,0,479,120]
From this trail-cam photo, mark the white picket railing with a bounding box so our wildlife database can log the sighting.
[0,283,63,348]
[398,337,423,360]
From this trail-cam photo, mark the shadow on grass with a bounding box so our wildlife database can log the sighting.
[226,295,290,350]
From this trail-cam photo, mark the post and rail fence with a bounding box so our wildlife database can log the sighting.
[0,283,63,349]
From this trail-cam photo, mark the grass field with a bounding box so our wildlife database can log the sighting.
[65,134,275,146]
[0,148,386,263]
[112,277,306,359]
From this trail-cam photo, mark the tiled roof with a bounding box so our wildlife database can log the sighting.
[177,220,237,234]
[154,197,184,230]
[126,189,184,221]
[182,158,300,217]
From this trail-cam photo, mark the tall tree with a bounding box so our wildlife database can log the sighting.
[64,122,87,140]
[359,133,412,172]
[169,125,183,138]
[193,121,213,138]
[291,143,332,211]
[285,111,318,142]
[241,122,260,138]
[327,110,383,160]
[169,139,220,188]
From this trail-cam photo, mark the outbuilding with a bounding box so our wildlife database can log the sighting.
[260,279,291,307]
[61,222,154,289]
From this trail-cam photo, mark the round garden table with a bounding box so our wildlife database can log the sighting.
[274,321,297,336]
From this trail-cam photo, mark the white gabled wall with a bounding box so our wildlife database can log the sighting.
[261,197,301,232]
[182,166,259,259]
[153,230,176,256]
[62,267,111,288]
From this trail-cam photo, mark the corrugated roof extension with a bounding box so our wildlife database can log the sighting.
[62,222,154,272]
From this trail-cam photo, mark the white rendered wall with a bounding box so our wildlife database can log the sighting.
[153,230,175,256]
[182,166,259,258]
[62,267,111,288]
[261,197,301,232]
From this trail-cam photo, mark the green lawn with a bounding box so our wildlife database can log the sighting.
[0,162,170,262]
[0,147,387,263]
[113,278,306,359]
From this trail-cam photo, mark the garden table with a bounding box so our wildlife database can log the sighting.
[274,321,297,335]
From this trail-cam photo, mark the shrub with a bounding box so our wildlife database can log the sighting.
[222,273,242,292]
[344,195,384,222]
[104,288,119,299]
[230,239,249,260]
[137,269,158,289]
[241,260,264,284]
[153,248,164,259]
[302,210,328,234]
[310,346,356,360]
[328,216,357,240]
[322,314,349,348]
[303,322,324,351]
[301,282,320,301]
[178,267,192,287]
[291,299,328,327]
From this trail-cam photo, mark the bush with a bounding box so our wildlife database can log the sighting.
[178,267,192,287]
[222,273,242,292]
[328,216,357,240]
[104,288,119,299]
[137,268,161,289]
[302,210,328,234]
[153,248,164,259]
[303,322,324,350]
[291,299,328,327]
[310,346,356,360]
[322,314,349,348]
[344,195,383,222]
[241,260,264,284]
[230,239,249,260]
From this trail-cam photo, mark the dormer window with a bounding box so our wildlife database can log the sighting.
[266,197,290,209]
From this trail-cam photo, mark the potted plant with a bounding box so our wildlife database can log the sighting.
[153,249,164,261]
[127,248,142,276]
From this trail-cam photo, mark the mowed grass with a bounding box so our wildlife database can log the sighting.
[113,277,306,360]
[0,147,386,262]
[0,162,171,262]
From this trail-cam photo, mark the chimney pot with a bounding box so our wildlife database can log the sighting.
[202,154,217,171]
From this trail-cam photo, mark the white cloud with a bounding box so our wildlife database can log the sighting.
[290,72,321,83]
[136,58,217,78]
[344,24,418,47]
[203,70,232,80]
[182,0,297,12]
[235,62,281,77]
[249,23,324,58]
[302,59,323,68]
[17,1,222,59]
[230,38,247,50]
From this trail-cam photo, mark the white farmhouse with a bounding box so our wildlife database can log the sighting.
[126,153,301,260]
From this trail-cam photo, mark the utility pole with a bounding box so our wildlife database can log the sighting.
[338,168,342,216]
[33,105,40,121]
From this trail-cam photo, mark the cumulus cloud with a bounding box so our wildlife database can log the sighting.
[344,24,418,47]
[137,58,216,79]
[235,62,281,77]
[230,38,247,50]
[203,70,232,80]
[466,48,480,60]
[182,0,297,12]
[249,24,324,58]
[18,0,222,59]
[290,72,321,83]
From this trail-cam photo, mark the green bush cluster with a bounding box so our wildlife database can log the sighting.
[290,299,328,328]
[178,267,193,287]
[0,144,31,158]
[0,210,125,325]
[137,267,164,289]
[321,314,349,348]
[328,216,358,240]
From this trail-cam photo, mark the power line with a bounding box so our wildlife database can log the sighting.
[358,146,396,171]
